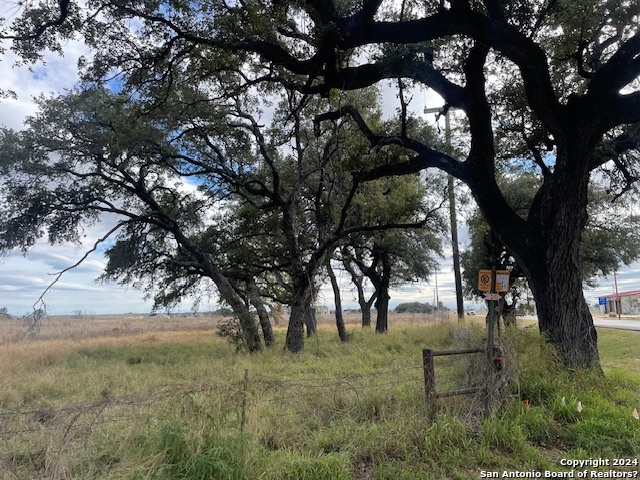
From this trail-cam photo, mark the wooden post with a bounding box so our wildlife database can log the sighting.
[485,267,497,417]
[241,368,248,432]
[423,349,436,401]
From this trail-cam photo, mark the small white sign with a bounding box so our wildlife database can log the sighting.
[495,271,510,292]
[483,293,501,301]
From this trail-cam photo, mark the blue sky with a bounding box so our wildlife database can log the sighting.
[0,43,638,316]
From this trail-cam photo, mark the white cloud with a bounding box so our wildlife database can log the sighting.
[0,40,158,315]
[0,40,89,128]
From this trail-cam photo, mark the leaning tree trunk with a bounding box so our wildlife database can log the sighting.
[211,279,261,352]
[247,277,275,347]
[326,260,349,342]
[174,231,262,352]
[219,281,262,353]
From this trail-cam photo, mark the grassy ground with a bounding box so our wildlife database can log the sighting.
[0,315,638,479]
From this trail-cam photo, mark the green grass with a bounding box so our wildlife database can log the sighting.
[0,323,638,479]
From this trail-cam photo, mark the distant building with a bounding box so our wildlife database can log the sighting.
[601,290,640,315]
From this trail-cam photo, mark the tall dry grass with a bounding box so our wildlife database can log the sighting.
[0,316,637,479]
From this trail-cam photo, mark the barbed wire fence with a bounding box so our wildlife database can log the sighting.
[0,348,506,479]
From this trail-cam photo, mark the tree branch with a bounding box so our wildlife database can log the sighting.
[30,220,128,317]
[2,0,71,41]
[588,32,640,100]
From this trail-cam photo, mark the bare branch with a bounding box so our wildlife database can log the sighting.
[26,220,128,335]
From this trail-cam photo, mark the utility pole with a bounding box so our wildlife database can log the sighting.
[614,271,621,320]
[424,106,465,322]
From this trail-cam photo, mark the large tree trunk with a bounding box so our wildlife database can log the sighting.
[285,277,325,350]
[495,149,600,369]
[220,282,262,353]
[528,266,599,369]
[375,253,391,333]
[285,276,325,350]
[282,204,320,351]
[375,291,389,333]
[284,284,320,351]
[284,267,320,351]
[286,289,308,352]
[214,278,262,352]
[536,152,599,369]
[326,260,349,342]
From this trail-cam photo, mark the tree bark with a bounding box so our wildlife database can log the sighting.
[215,277,262,352]
[375,252,391,333]
[247,277,275,347]
[286,291,307,352]
[285,270,325,350]
[304,296,317,337]
[172,231,263,352]
[491,148,600,369]
[523,181,599,369]
[375,291,389,333]
[361,301,373,328]
[528,267,599,369]
[326,260,349,342]
[537,156,599,369]
[285,271,320,351]
[281,201,319,350]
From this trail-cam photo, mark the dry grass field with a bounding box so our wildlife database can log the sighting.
[0,313,216,345]
[1,311,636,479]
[0,310,463,345]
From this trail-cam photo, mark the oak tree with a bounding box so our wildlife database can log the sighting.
[4,0,640,367]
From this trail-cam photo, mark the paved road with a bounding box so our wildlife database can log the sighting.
[593,319,640,331]
[517,316,640,332]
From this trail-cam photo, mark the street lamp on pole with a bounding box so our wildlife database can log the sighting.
[424,106,465,322]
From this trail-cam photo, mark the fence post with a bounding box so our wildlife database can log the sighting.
[241,368,248,433]
[485,267,497,418]
[423,349,436,401]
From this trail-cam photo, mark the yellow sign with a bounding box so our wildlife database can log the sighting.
[478,269,510,292]
[478,269,492,292]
